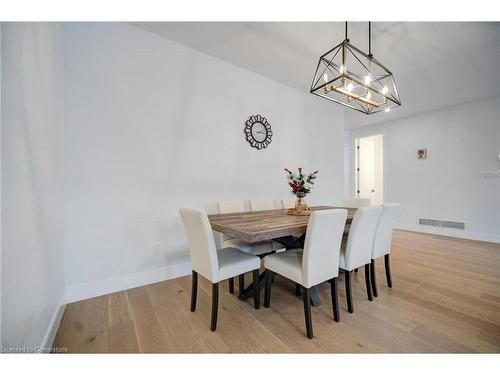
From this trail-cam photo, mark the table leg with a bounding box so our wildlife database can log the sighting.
[239,271,322,305]
[238,235,323,306]
[238,271,268,301]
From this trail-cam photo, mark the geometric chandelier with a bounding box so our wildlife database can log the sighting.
[310,22,401,114]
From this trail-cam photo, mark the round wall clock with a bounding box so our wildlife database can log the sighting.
[244,114,272,150]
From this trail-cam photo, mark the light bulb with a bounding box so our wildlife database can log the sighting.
[339,64,345,74]
[382,86,388,95]
[323,73,328,83]
[347,83,354,92]
[384,108,391,113]
[364,75,372,85]
[366,91,372,100]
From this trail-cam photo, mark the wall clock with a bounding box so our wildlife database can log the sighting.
[244,114,272,150]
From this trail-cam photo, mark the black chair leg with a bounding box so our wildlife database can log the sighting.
[330,277,340,322]
[253,269,260,309]
[210,282,219,331]
[370,259,378,297]
[190,270,198,312]
[238,274,245,296]
[302,287,313,339]
[264,270,273,308]
[295,283,301,296]
[385,254,393,288]
[228,277,234,294]
[365,264,373,301]
[345,270,354,313]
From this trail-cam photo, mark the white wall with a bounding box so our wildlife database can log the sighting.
[1,23,65,350]
[349,96,500,243]
[63,23,345,302]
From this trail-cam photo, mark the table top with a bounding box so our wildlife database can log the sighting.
[208,206,357,243]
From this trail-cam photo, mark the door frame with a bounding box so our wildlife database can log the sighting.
[351,133,385,205]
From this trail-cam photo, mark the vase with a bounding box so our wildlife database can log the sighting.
[287,195,311,215]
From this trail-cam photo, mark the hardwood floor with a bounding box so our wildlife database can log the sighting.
[53,230,500,353]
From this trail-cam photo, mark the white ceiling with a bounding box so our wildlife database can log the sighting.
[132,22,500,128]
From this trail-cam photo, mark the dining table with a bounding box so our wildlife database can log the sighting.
[208,205,357,306]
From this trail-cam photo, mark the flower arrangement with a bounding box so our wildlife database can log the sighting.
[284,167,319,198]
[284,167,319,215]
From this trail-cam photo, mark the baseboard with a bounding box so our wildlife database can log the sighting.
[65,262,192,304]
[39,298,66,353]
[395,224,500,244]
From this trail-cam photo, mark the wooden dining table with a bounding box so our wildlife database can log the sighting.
[208,206,357,306]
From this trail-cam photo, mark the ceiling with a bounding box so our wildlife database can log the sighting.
[132,22,500,128]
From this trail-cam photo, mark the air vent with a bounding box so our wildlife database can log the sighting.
[419,218,465,230]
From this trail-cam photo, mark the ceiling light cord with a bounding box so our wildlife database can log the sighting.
[345,21,348,41]
[368,21,372,58]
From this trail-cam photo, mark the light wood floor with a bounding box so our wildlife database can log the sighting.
[53,230,500,353]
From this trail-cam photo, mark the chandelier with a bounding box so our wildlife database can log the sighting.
[310,22,401,114]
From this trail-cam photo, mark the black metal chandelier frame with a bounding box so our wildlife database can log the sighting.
[310,22,401,115]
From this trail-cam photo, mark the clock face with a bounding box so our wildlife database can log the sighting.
[244,115,272,150]
[251,122,267,142]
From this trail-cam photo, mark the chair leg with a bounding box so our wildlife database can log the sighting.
[264,270,273,308]
[370,259,378,297]
[302,287,313,339]
[295,283,301,296]
[365,264,373,301]
[253,269,260,309]
[330,277,340,322]
[228,277,234,294]
[190,270,198,312]
[385,254,393,288]
[210,282,219,332]
[238,274,245,296]
[345,270,354,313]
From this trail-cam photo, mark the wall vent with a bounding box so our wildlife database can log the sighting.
[418,218,465,230]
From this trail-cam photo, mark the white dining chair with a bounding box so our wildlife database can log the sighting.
[179,208,261,331]
[280,198,295,209]
[215,200,246,253]
[343,197,371,208]
[249,198,275,211]
[217,200,246,214]
[340,205,382,313]
[216,200,281,296]
[263,209,347,339]
[370,203,400,297]
[342,198,371,239]
[216,201,280,257]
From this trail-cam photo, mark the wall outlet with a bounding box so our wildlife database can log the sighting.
[151,242,161,254]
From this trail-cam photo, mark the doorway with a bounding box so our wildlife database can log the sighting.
[355,134,384,205]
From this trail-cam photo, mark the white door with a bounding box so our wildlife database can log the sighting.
[355,134,383,205]
[357,138,375,202]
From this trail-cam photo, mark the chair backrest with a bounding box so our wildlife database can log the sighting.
[249,198,274,211]
[302,209,347,287]
[343,197,371,208]
[344,206,383,270]
[179,208,219,282]
[372,203,400,259]
[215,200,245,246]
[280,198,295,209]
[217,200,245,214]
